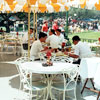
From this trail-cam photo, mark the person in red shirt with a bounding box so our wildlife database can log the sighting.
[41,20,48,32]
[52,20,59,31]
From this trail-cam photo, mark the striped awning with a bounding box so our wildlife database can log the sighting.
[0,0,100,13]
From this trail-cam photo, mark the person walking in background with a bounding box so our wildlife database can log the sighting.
[41,20,48,33]
[52,20,59,31]
[59,23,66,37]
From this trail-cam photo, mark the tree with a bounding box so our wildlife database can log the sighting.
[0,13,14,33]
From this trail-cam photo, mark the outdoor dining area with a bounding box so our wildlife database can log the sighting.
[0,32,100,100]
[0,0,100,100]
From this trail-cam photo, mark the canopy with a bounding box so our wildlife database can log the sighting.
[0,0,70,13]
[0,0,100,13]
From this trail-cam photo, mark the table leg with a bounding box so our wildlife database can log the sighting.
[90,79,95,90]
[81,78,88,94]
[97,91,100,100]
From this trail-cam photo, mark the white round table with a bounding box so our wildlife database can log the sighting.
[20,62,77,99]
[21,62,76,74]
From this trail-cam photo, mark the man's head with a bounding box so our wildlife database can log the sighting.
[56,29,61,36]
[54,20,58,24]
[30,28,33,34]
[49,29,55,36]
[43,20,48,24]
[39,32,47,42]
[72,36,80,45]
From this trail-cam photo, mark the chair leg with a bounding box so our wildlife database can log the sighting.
[74,83,77,100]
[29,89,32,100]
[19,81,22,90]
[43,89,46,99]
[63,91,65,100]
[81,78,88,94]
[36,91,39,100]
[7,44,8,51]
[97,91,100,100]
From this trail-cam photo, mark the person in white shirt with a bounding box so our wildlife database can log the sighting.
[30,32,47,60]
[56,29,65,45]
[22,28,34,50]
[64,36,93,64]
[22,28,33,44]
[46,29,59,49]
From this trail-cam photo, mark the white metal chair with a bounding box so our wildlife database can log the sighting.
[51,66,79,100]
[15,57,44,88]
[2,57,47,100]
[19,64,48,100]
[3,38,17,55]
[14,57,49,100]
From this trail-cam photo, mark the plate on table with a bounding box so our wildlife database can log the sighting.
[56,51,68,57]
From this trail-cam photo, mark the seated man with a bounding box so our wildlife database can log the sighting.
[22,28,34,50]
[56,29,65,45]
[30,32,47,60]
[64,36,93,64]
[46,29,59,49]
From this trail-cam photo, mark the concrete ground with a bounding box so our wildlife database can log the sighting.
[0,53,99,100]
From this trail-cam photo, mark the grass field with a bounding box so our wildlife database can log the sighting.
[68,31,100,40]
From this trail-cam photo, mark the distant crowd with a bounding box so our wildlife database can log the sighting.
[37,17,100,35]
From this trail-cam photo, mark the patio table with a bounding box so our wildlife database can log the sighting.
[79,57,100,97]
[79,57,100,79]
[21,62,76,74]
[88,43,100,48]
[20,62,77,99]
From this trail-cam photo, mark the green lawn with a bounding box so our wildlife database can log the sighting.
[68,31,100,40]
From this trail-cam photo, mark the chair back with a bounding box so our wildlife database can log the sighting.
[62,66,79,90]
[15,57,34,91]
[15,57,34,79]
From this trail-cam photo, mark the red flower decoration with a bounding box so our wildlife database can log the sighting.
[98,37,100,42]
[62,42,66,48]
[46,51,52,57]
